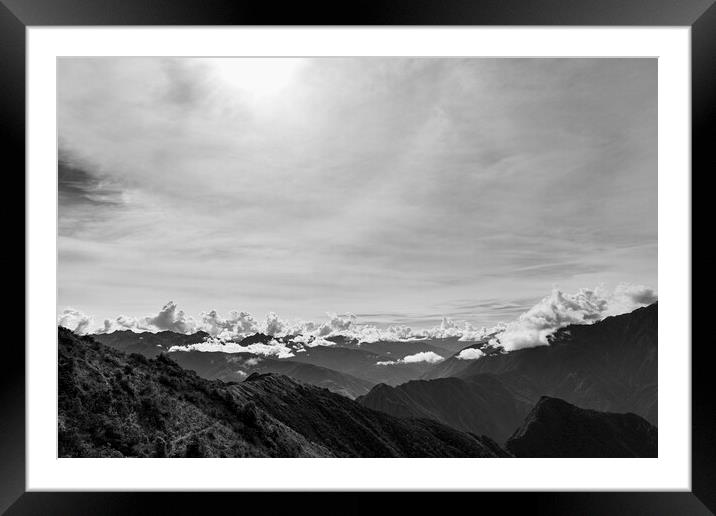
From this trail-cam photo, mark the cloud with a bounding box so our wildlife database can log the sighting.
[199,309,259,340]
[144,301,197,333]
[489,284,657,351]
[57,308,93,335]
[104,301,198,334]
[57,59,656,341]
[402,351,445,364]
[263,312,285,336]
[169,337,295,359]
[65,282,656,353]
[456,348,485,360]
[290,334,336,348]
[606,283,658,317]
[377,351,445,366]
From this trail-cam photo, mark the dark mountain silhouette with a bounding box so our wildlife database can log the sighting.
[58,328,506,458]
[357,375,527,443]
[423,304,658,424]
[505,396,657,457]
[237,332,275,346]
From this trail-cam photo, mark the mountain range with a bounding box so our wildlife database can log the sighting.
[59,328,505,458]
[62,303,658,457]
[421,303,658,424]
[92,329,449,397]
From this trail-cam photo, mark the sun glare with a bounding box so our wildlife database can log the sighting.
[208,58,305,100]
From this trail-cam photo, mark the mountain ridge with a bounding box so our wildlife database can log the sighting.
[422,303,658,424]
[58,327,505,458]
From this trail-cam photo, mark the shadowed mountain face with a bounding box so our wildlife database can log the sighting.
[231,372,508,458]
[505,397,657,458]
[423,303,658,425]
[58,328,506,458]
[357,375,527,444]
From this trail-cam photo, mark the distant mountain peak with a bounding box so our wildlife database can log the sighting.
[239,333,275,345]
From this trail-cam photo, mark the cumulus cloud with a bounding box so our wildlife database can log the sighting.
[456,348,485,360]
[144,301,197,333]
[79,301,490,345]
[263,312,285,336]
[489,284,657,351]
[102,301,198,334]
[200,309,259,340]
[323,313,356,333]
[57,308,93,335]
[64,282,655,354]
[377,351,445,366]
[401,351,445,364]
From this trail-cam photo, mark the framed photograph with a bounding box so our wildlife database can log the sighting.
[4,0,711,513]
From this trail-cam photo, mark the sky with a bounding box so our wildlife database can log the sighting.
[57,58,657,331]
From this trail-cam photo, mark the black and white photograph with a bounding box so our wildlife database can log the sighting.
[56,57,658,459]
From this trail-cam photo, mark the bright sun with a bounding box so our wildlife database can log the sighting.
[208,58,304,100]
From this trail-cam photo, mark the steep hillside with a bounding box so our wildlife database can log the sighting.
[58,328,506,458]
[58,328,329,458]
[506,397,657,457]
[230,372,508,458]
[424,304,658,424]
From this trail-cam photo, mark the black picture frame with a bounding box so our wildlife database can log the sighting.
[2,1,711,514]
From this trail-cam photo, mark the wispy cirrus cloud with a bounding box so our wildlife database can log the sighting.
[57,58,657,327]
